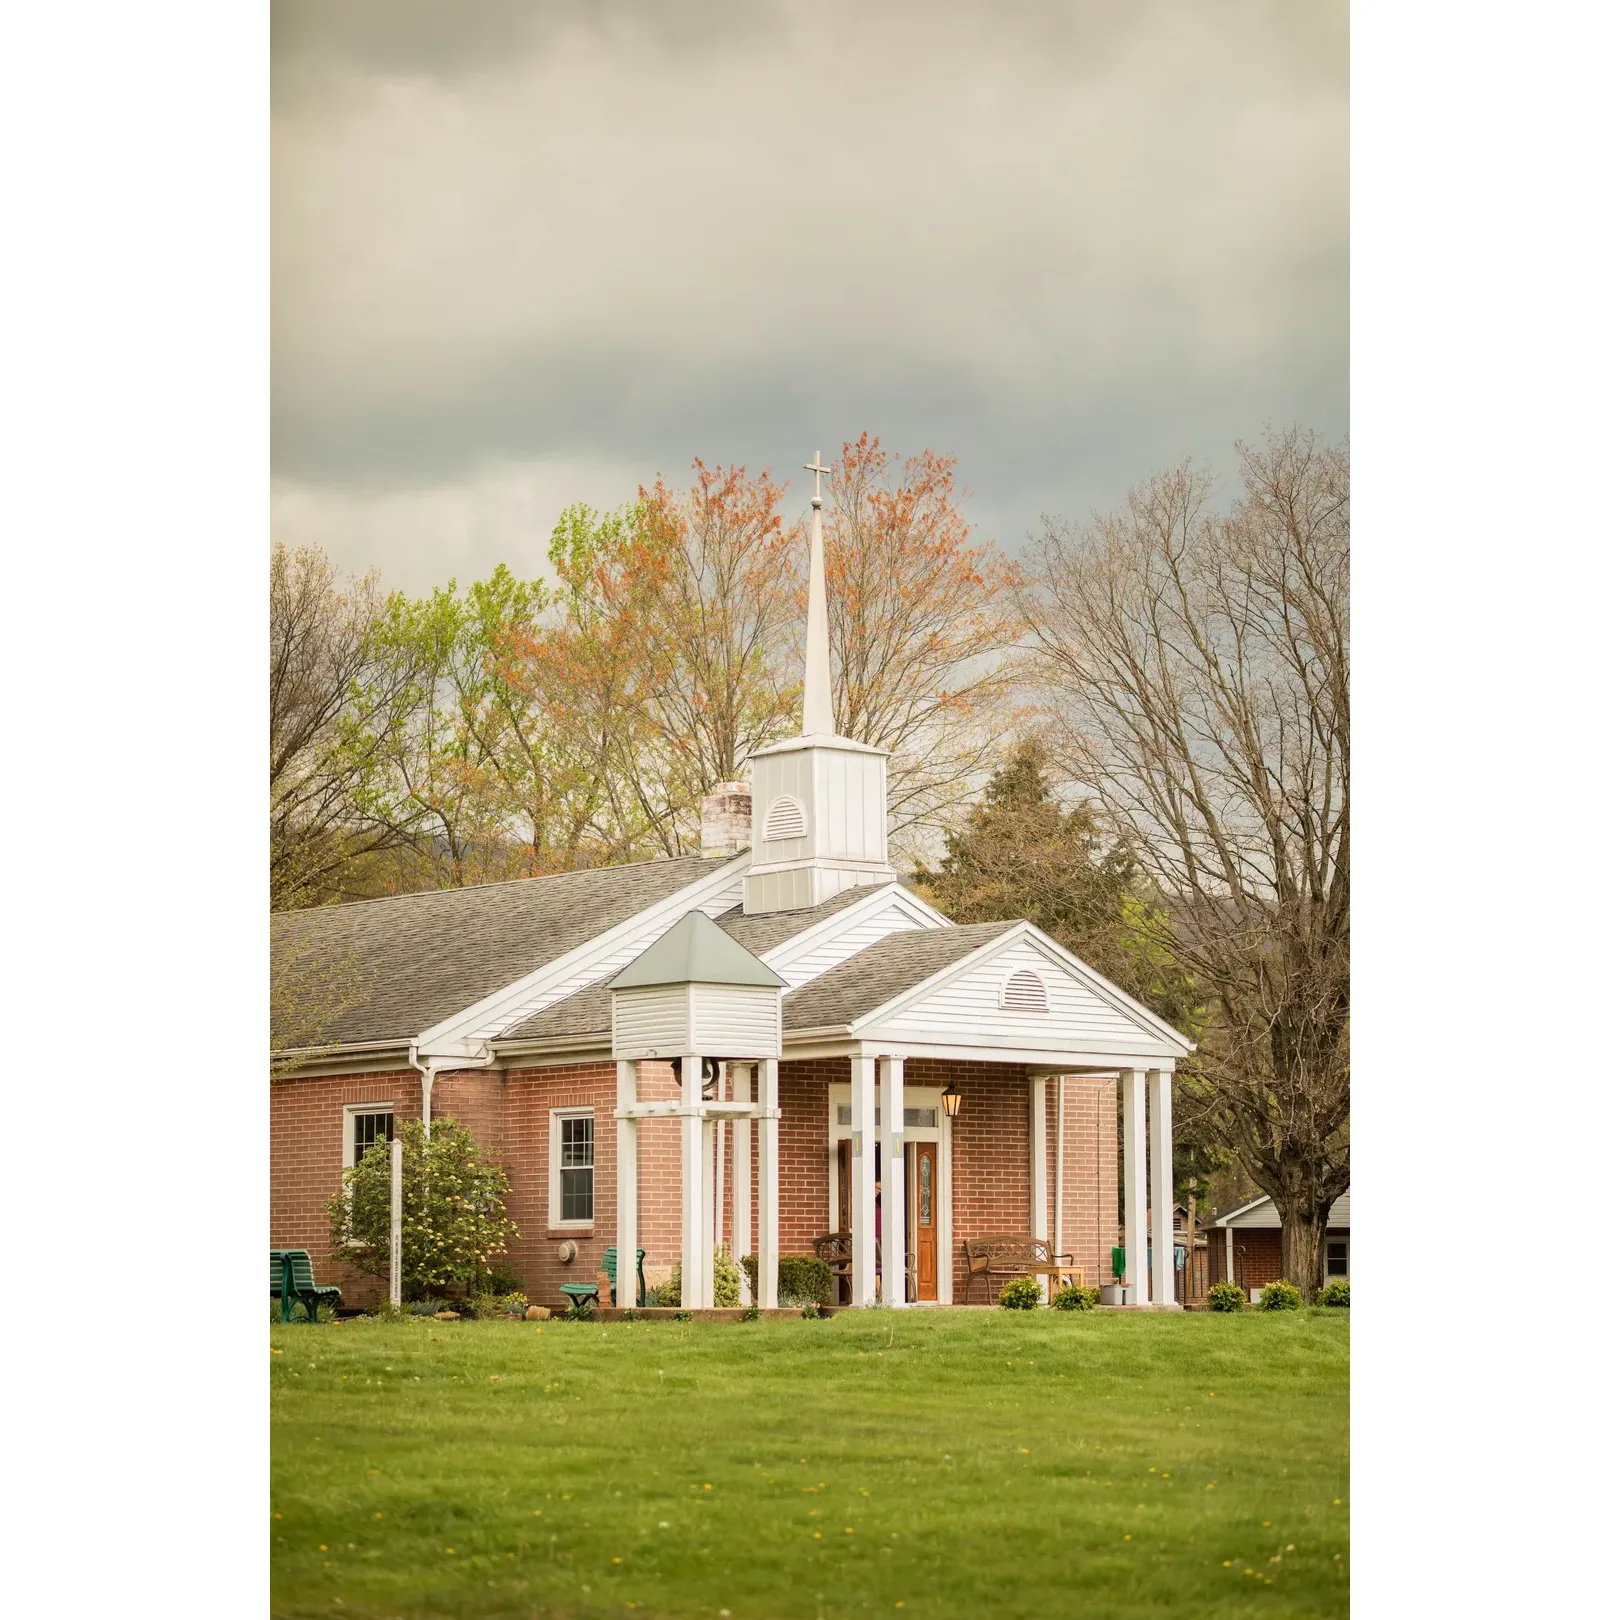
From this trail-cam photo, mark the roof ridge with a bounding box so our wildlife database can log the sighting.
[272,851,720,918]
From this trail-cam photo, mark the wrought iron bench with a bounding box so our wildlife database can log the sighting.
[271,1248,342,1323]
[962,1235,1083,1303]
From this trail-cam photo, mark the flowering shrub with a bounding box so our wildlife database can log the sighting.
[659,1248,745,1308]
[999,1277,1043,1310]
[1206,1281,1246,1312]
[1051,1284,1100,1311]
[1259,1280,1304,1311]
[326,1117,519,1300]
[1318,1279,1350,1308]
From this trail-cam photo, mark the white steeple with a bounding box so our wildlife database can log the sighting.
[741,448,896,914]
[801,450,836,736]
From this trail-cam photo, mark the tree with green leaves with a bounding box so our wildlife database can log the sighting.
[328,1117,519,1300]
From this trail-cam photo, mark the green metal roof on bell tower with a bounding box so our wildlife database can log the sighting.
[607,910,787,990]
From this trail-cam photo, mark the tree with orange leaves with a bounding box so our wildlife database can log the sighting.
[821,433,1024,846]
[636,460,804,810]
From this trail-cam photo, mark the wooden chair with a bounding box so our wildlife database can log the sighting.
[813,1231,853,1305]
[271,1249,342,1323]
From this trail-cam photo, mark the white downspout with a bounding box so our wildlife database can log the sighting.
[409,1041,497,1132]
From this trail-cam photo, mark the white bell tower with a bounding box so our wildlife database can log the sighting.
[743,452,896,915]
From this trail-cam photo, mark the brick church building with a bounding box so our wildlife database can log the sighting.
[271,457,1192,1310]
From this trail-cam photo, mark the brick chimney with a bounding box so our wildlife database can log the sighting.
[700,781,752,857]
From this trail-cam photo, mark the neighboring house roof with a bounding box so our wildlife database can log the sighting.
[1208,1191,1352,1229]
[271,854,728,1048]
[501,885,891,1045]
[609,910,786,990]
[781,921,1020,1031]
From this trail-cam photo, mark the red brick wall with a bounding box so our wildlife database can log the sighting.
[496,1062,618,1308]
[269,1068,415,1308]
[1057,1074,1119,1297]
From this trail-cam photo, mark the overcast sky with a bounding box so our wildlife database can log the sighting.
[272,0,1346,595]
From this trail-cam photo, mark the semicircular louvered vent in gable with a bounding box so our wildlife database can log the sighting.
[1001,968,1049,1012]
[762,795,807,842]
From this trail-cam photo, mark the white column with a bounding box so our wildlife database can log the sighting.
[733,1064,753,1305]
[615,1060,639,1308]
[757,1059,780,1308]
[1030,1073,1049,1301]
[1121,1068,1149,1305]
[680,1055,705,1310]
[713,1063,727,1262]
[851,1055,878,1306]
[1053,1077,1066,1266]
[700,1114,716,1308]
[879,1055,906,1305]
[1225,1226,1235,1288]
[1150,1068,1176,1307]
[388,1135,403,1309]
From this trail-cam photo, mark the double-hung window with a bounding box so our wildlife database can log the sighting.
[345,1106,394,1169]
[551,1108,595,1227]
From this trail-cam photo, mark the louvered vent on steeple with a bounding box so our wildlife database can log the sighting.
[1001,969,1049,1011]
[762,795,807,842]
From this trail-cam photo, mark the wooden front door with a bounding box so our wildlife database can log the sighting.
[912,1141,938,1301]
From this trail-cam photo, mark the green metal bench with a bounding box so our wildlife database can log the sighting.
[558,1247,647,1313]
[271,1248,342,1323]
[605,1246,648,1308]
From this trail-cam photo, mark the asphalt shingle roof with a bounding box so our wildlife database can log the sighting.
[781,920,1020,1030]
[502,884,889,1044]
[270,854,731,1049]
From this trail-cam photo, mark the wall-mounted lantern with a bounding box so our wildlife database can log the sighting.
[940,1079,963,1119]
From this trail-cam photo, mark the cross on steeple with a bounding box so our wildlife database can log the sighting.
[803,451,832,508]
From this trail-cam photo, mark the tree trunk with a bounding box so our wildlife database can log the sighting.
[1278,1206,1327,1301]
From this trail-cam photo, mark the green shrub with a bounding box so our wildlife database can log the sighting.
[1259,1279,1303,1311]
[1206,1281,1245,1312]
[407,1298,445,1317]
[999,1277,1043,1310]
[1318,1278,1350,1308]
[742,1305,760,1322]
[326,1117,519,1299]
[483,1267,525,1297]
[1051,1284,1099,1311]
[800,1303,822,1320]
[779,1255,835,1306]
[740,1255,758,1297]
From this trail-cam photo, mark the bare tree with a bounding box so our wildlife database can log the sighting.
[270,543,414,908]
[1024,428,1348,1293]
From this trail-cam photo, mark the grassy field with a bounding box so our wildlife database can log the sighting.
[270,1308,1348,1619]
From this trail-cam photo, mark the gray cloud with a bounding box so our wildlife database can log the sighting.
[272,0,1346,591]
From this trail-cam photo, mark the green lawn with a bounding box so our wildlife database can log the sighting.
[270,1308,1348,1619]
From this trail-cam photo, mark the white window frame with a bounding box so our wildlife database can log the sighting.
[1325,1236,1350,1282]
[343,1103,395,1171]
[549,1107,596,1231]
[339,1103,396,1245]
